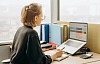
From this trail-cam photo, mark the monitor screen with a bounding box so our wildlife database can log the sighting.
[69,22,88,42]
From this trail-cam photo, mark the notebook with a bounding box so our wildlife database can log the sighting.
[44,50,69,61]
[55,54,69,61]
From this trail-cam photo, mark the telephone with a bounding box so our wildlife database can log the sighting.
[80,54,93,59]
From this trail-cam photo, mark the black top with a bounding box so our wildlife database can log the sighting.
[10,26,52,64]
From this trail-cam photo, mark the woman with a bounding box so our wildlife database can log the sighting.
[10,3,62,64]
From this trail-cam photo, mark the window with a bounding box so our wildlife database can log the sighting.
[60,0,100,24]
[0,0,51,41]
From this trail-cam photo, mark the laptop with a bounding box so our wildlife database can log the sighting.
[57,22,88,55]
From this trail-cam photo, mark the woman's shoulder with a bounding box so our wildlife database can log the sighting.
[25,27,38,36]
[19,26,38,36]
[27,28,37,34]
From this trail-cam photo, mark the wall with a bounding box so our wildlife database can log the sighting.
[87,24,100,53]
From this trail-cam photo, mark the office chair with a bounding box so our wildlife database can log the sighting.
[0,45,10,64]
[2,59,10,64]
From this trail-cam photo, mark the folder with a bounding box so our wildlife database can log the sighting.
[49,24,63,45]
[54,23,68,42]
[63,25,68,42]
[48,42,57,47]
[40,24,49,42]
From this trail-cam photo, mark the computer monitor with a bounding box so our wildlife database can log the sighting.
[69,22,88,42]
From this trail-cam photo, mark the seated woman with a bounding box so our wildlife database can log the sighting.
[10,3,62,64]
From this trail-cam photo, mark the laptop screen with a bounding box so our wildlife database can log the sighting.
[69,22,88,42]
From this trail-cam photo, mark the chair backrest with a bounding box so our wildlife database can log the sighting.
[0,45,10,64]
[2,59,10,64]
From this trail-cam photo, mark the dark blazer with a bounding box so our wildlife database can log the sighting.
[10,26,52,64]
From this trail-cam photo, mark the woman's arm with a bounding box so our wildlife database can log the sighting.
[26,33,52,64]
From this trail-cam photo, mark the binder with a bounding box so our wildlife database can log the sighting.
[62,25,68,42]
[54,23,68,42]
[49,24,63,45]
[40,24,49,42]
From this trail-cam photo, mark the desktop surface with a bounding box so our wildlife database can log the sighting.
[51,52,100,64]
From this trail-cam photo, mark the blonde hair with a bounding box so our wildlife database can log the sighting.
[21,3,42,27]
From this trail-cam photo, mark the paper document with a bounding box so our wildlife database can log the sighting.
[44,50,69,61]
[55,54,69,61]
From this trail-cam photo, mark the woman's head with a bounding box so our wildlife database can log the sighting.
[21,3,43,27]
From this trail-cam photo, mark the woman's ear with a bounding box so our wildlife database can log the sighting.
[34,16,38,21]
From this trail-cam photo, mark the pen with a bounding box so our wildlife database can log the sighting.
[61,47,65,50]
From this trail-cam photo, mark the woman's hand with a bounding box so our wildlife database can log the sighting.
[42,48,50,52]
[50,49,63,61]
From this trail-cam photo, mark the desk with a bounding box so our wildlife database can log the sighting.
[51,52,100,64]
[86,61,100,64]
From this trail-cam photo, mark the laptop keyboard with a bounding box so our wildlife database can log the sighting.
[65,40,83,48]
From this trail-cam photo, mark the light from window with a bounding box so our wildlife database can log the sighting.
[0,0,51,41]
